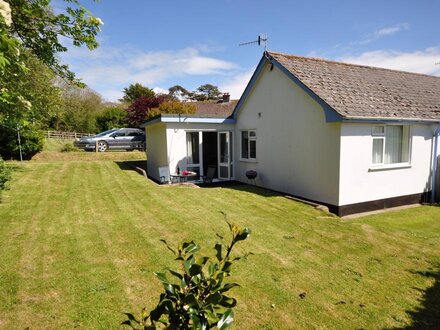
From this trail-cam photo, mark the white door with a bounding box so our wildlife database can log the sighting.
[218,131,233,180]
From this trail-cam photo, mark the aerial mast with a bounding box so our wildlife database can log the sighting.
[239,33,268,51]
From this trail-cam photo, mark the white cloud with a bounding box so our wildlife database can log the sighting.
[375,23,409,37]
[62,45,238,101]
[219,70,254,99]
[359,23,410,44]
[99,89,124,102]
[338,47,440,76]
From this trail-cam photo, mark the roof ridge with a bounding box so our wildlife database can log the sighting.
[267,51,440,79]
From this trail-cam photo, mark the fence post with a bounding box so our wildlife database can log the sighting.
[95,140,98,153]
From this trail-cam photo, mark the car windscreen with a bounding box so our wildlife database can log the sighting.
[95,129,119,137]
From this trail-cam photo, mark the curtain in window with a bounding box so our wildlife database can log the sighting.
[372,139,384,164]
[219,133,228,163]
[385,126,402,164]
[186,132,199,164]
[241,131,248,158]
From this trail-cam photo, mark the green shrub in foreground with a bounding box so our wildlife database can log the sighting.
[123,220,251,330]
[0,126,44,159]
[60,142,80,152]
[0,156,12,200]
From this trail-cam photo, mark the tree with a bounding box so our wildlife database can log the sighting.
[194,84,221,101]
[0,125,44,160]
[96,105,128,131]
[58,82,104,133]
[149,101,197,118]
[0,54,63,159]
[0,53,63,126]
[0,0,102,158]
[121,83,155,103]
[125,95,167,127]
[1,0,103,86]
[168,85,192,101]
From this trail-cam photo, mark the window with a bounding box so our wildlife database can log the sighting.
[241,130,256,160]
[111,130,127,137]
[372,125,410,165]
[127,130,142,137]
[186,132,200,165]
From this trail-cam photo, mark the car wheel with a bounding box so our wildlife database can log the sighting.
[97,141,108,152]
[139,143,146,151]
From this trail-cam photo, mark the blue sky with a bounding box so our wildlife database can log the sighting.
[60,0,440,101]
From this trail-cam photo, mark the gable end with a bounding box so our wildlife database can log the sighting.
[232,52,343,122]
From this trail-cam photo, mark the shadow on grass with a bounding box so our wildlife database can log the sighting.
[396,265,440,329]
[114,160,148,177]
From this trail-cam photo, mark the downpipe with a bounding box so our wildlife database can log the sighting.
[431,124,440,203]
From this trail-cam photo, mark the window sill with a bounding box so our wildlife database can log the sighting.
[369,163,411,172]
[239,158,258,163]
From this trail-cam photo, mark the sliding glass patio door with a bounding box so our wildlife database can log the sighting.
[218,131,233,180]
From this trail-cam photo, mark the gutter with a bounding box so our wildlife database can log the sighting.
[343,116,440,123]
[431,124,440,203]
[141,115,236,127]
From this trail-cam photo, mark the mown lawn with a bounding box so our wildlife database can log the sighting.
[0,154,439,329]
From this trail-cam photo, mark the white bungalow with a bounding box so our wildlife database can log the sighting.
[142,51,440,216]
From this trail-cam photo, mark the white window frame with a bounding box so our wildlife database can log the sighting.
[240,129,257,161]
[186,131,202,175]
[372,125,385,165]
[371,124,411,169]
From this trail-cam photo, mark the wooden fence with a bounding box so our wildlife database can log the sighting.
[45,130,93,139]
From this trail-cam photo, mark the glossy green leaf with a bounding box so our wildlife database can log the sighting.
[205,292,222,305]
[183,294,199,308]
[189,264,203,277]
[219,296,237,308]
[209,263,219,276]
[185,241,200,254]
[168,269,183,280]
[160,239,177,255]
[235,227,251,242]
[221,261,232,273]
[217,309,234,330]
[197,256,210,266]
[218,283,240,293]
[123,312,139,323]
[154,272,170,284]
[120,320,132,326]
[190,314,206,330]
[164,283,177,296]
[184,256,195,274]
[215,243,223,262]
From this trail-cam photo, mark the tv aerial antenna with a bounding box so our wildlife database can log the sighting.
[239,33,268,51]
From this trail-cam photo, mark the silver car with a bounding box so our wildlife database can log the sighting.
[74,128,145,152]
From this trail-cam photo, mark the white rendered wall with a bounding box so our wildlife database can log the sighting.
[234,63,341,205]
[165,122,234,176]
[339,123,437,205]
[145,123,168,181]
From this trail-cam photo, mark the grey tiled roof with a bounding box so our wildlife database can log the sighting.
[268,51,440,120]
[194,100,238,118]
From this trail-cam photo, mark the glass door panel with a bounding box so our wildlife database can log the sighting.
[218,131,231,180]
